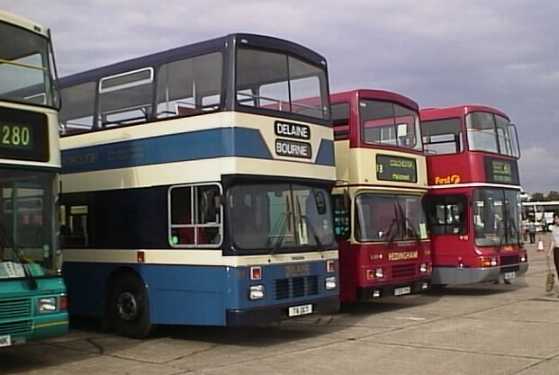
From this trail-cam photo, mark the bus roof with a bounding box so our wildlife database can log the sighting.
[0,9,48,37]
[58,33,328,88]
[420,104,509,121]
[331,89,419,111]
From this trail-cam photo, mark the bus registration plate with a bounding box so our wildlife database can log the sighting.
[504,271,516,281]
[288,304,313,317]
[0,335,12,347]
[394,286,411,296]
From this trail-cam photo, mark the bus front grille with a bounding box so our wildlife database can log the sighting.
[275,276,319,300]
[391,264,416,279]
[0,320,32,336]
[0,299,32,321]
[500,255,520,266]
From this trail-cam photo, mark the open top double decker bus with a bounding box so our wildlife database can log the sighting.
[0,10,68,347]
[421,105,528,286]
[58,33,339,337]
[330,89,431,303]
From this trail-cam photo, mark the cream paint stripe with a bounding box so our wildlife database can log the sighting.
[428,182,522,190]
[335,185,428,194]
[61,112,333,165]
[63,249,338,266]
[61,112,333,148]
[61,112,233,149]
[62,157,335,193]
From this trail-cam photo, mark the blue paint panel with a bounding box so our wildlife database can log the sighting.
[139,265,227,325]
[62,127,272,174]
[226,261,338,310]
[63,260,338,326]
[315,139,335,166]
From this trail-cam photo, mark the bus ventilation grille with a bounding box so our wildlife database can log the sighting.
[0,299,32,320]
[391,264,416,279]
[275,276,319,300]
[0,320,32,336]
[500,255,520,266]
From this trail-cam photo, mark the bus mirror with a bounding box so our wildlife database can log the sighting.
[332,193,350,240]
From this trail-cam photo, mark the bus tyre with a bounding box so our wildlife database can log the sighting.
[110,273,153,338]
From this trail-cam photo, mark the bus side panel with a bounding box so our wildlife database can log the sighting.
[338,240,358,303]
[140,265,227,326]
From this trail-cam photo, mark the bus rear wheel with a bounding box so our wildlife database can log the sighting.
[109,273,153,338]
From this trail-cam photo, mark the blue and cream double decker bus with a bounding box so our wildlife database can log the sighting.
[0,10,68,347]
[58,33,339,337]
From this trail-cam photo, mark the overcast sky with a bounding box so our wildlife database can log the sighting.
[2,1,558,193]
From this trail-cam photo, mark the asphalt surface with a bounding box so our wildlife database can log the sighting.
[2,235,558,375]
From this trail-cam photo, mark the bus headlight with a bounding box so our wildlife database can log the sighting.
[521,254,527,262]
[366,268,384,280]
[249,285,264,300]
[480,256,497,268]
[325,276,337,290]
[420,263,429,273]
[38,297,58,313]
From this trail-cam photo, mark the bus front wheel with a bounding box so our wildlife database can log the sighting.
[109,273,153,338]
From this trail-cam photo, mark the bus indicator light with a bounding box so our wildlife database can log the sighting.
[479,256,497,268]
[250,266,262,281]
[137,251,145,263]
[59,295,68,311]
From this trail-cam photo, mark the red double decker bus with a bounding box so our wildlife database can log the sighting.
[331,90,431,303]
[421,105,528,286]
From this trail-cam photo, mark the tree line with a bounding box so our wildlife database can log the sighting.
[530,191,559,201]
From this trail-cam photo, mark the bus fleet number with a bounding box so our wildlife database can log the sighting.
[2,125,31,148]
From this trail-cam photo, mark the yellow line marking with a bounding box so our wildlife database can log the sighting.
[34,320,68,329]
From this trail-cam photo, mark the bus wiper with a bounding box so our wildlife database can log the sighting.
[396,203,422,246]
[294,195,327,250]
[265,212,289,256]
[384,212,400,247]
[496,219,506,253]
[404,216,422,245]
[0,220,37,290]
[11,246,38,290]
[299,214,326,250]
[506,215,521,247]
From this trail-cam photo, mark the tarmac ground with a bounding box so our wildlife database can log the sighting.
[1,234,558,375]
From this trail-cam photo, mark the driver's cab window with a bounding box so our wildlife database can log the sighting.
[169,184,222,248]
[425,195,466,235]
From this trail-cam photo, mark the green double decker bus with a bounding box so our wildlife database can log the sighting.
[0,10,68,347]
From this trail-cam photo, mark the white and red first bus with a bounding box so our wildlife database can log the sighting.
[421,105,528,286]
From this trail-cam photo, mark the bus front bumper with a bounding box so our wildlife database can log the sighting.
[356,278,431,301]
[225,296,340,326]
[432,263,529,285]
